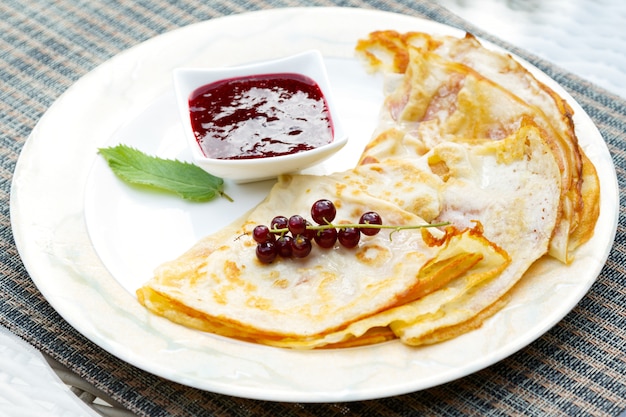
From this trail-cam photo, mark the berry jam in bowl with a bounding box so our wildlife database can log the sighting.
[173,50,348,183]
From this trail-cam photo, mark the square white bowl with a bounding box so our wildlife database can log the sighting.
[173,50,348,183]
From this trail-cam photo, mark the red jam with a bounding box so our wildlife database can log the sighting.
[188,73,334,160]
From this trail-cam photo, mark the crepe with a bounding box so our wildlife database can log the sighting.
[138,170,511,347]
[136,31,599,349]
[355,30,600,263]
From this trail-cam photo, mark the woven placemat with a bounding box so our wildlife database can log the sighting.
[1,1,625,416]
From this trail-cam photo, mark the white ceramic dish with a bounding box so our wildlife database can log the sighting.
[9,7,618,403]
[173,50,348,183]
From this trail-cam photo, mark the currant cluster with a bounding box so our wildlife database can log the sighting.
[252,199,383,263]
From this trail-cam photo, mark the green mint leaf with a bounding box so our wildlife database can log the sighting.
[98,145,232,202]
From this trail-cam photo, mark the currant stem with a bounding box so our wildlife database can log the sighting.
[269,221,450,236]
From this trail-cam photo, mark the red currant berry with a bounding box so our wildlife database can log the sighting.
[288,215,307,236]
[338,227,361,248]
[256,241,277,263]
[311,199,337,225]
[252,225,275,243]
[314,228,338,248]
[291,235,312,258]
[270,215,289,234]
[359,211,383,236]
[275,235,293,258]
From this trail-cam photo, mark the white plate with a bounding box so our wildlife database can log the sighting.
[10,7,618,403]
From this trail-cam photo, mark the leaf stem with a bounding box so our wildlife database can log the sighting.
[220,191,234,202]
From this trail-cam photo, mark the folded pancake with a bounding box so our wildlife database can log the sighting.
[136,30,598,349]
[137,171,509,346]
[356,30,599,263]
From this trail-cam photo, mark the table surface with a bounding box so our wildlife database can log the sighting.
[435,0,626,100]
[1,1,625,416]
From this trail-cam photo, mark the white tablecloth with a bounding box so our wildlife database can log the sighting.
[434,0,626,99]
[0,327,100,417]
